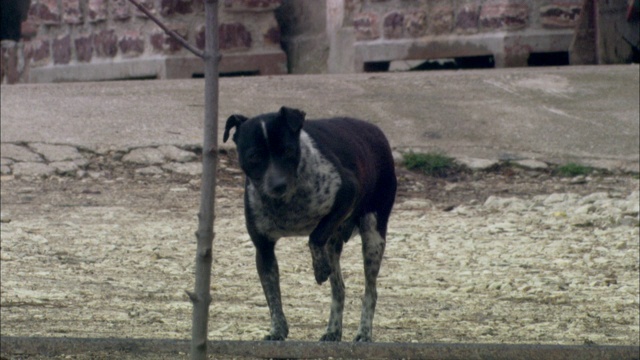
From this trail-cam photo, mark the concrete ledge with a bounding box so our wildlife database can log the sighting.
[2,337,639,360]
[354,29,575,69]
[28,59,165,83]
[27,51,287,83]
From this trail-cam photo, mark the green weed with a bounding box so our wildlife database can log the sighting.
[556,162,593,177]
[403,152,457,177]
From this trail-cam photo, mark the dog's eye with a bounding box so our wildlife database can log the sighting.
[244,150,262,166]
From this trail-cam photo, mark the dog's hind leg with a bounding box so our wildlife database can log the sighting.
[354,213,386,342]
[255,239,289,341]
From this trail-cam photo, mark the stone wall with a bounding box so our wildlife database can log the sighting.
[2,0,286,83]
[280,0,586,73]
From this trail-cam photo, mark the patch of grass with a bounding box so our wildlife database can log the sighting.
[403,151,457,177]
[556,162,593,177]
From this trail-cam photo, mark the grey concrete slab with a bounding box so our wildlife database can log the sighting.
[1,65,638,172]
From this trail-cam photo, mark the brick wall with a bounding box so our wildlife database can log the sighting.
[345,0,584,68]
[349,0,582,42]
[279,0,586,73]
[4,0,286,83]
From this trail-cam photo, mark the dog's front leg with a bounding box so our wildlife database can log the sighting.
[254,239,288,340]
[309,178,357,284]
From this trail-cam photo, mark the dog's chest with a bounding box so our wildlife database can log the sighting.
[247,133,342,238]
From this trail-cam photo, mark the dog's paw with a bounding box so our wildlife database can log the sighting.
[263,324,288,341]
[263,333,286,341]
[310,246,332,284]
[320,331,342,342]
[353,333,372,342]
[313,259,332,284]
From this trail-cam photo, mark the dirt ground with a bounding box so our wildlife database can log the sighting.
[1,151,638,359]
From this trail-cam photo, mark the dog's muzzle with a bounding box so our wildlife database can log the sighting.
[264,166,290,198]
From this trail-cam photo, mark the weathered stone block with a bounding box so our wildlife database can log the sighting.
[21,20,38,40]
[480,3,529,31]
[540,2,581,28]
[161,0,194,16]
[406,10,427,37]
[53,35,71,65]
[151,28,188,53]
[74,35,93,62]
[515,159,548,170]
[111,0,131,21]
[51,161,79,175]
[383,11,404,39]
[223,0,282,12]
[94,30,118,58]
[123,147,165,165]
[25,38,51,65]
[134,0,156,17]
[162,162,202,176]
[344,0,361,12]
[62,0,82,24]
[158,146,197,163]
[263,25,281,46]
[119,31,145,57]
[87,0,107,22]
[455,3,479,33]
[219,23,252,50]
[30,143,85,162]
[429,6,452,35]
[354,12,380,40]
[12,162,55,177]
[29,0,60,25]
[1,144,42,162]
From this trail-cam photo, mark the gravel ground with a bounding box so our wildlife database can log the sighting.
[1,151,638,359]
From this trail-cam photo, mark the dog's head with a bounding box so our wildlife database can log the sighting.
[224,106,306,199]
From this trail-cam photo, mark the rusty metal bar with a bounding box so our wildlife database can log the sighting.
[1,337,638,360]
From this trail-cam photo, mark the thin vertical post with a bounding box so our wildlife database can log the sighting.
[189,0,219,359]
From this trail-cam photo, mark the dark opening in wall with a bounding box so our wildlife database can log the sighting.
[192,70,260,78]
[527,52,570,66]
[410,59,457,71]
[384,55,495,72]
[455,55,495,69]
[364,61,391,72]
[100,75,158,81]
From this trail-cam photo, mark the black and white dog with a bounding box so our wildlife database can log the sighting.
[223,106,396,342]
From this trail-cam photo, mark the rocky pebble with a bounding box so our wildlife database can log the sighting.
[1,142,594,180]
[0,143,203,178]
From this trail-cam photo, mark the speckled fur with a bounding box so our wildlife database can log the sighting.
[223,107,396,343]
[247,131,342,239]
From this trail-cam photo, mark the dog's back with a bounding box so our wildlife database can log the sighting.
[304,118,396,237]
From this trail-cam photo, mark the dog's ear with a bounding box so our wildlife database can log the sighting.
[278,106,306,133]
[223,114,248,143]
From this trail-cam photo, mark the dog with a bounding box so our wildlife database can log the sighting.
[223,106,397,342]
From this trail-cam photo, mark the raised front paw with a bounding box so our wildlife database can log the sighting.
[312,256,331,284]
[310,245,332,284]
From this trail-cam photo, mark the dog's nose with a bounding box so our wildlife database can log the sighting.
[269,177,288,196]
